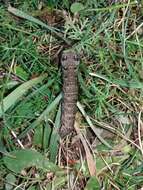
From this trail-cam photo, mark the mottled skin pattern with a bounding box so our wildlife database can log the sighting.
[59,50,80,138]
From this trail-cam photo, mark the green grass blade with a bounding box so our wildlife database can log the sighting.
[49,104,61,162]
[18,93,62,139]
[89,72,143,89]
[85,1,137,12]
[0,75,47,117]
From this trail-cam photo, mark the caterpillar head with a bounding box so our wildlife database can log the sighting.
[61,50,80,69]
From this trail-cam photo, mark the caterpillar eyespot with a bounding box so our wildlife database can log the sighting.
[74,55,79,62]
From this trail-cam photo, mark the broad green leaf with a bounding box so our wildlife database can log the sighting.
[70,2,84,13]
[84,176,100,190]
[0,75,46,117]
[3,149,60,173]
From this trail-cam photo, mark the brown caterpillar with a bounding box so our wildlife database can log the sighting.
[59,50,80,138]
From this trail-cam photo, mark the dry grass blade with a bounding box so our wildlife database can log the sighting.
[74,122,96,176]
[77,101,112,148]
[10,130,24,149]
[138,111,143,156]
[126,22,143,40]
